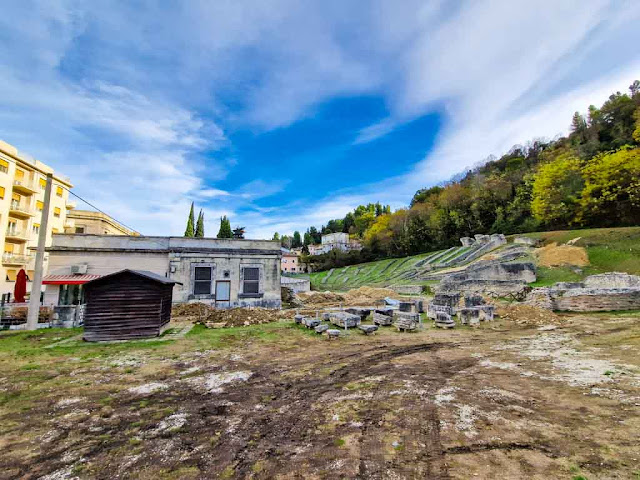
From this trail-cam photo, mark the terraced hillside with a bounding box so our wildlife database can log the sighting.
[309,242,488,290]
[308,226,640,291]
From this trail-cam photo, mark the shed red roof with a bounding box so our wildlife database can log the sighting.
[42,274,102,285]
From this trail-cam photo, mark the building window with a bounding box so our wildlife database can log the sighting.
[242,267,260,295]
[75,226,85,234]
[33,224,39,235]
[59,284,85,305]
[0,186,4,199]
[36,200,43,211]
[6,269,16,282]
[193,266,212,295]
[0,159,8,174]
[39,178,46,190]
[54,207,61,217]
[56,186,63,197]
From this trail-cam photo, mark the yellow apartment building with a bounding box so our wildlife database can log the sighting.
[65,210,139,236]
[0,140,74,300]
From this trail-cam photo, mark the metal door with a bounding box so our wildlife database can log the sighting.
[215,281,231,308]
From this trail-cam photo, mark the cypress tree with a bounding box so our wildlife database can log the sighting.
[217,215,233,238]
[184,202,195,237]
[195,210,205,237]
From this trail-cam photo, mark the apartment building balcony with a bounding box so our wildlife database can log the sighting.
[66,201,77,210]
[2,253,33,266]
[12,178,38,195]
[9,201,35,218]
[5,229,29,242]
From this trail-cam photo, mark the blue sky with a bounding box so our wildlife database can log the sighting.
[1,1,639,238]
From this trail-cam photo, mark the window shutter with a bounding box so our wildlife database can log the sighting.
[6,269,17,281]
[56,186,63,196]
[39,178,46,188]
[54,207,61,216]
[0,159,8,169]
[0,186,4,199]
[36,200,44,210]
[12,192,20,201]
[14,169,24,179]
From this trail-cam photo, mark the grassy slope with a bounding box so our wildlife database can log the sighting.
[309,251,442,291]
[516,226,640,286]
[310,226,640,290]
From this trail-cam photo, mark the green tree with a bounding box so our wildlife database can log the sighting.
[633,106,640,143]
[195,210,205,237]
[217,215,233,238]
[184,202,195,237]
[292,231,302,248]
[531,152,584,226]
[272,232,280,241]
[578,147,640,226]
[303,231,312,246]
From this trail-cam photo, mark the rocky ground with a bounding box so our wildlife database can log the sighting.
[1,307,639,479]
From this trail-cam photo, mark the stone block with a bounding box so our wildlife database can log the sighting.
[328,312,361,328]
[583,272,640,289]
[393,311,419,331]
[458,308,481,326]
[373,309,394,326]
[464,294,485,307]
[435,311,455,328]
[315,324,329,334]
[345,307,371,320]
[460,237,475,247]
[358,324,378,335]
[474,234,491,244]
[326,329,341,339]
[514,236,538,246]
[303,317,321,328]
[399,301,416,313]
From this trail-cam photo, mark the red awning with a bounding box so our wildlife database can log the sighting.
[42,274,102,285]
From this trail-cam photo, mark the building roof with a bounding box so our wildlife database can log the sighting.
[42,274,102,285]
[84,269,182,286]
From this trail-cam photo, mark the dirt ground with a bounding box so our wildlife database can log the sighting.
[534,242,590,268]
[1,307,639,479]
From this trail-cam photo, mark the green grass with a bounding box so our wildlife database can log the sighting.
[310,250,441,290]
[517,226,640,275]
[518,226,640,285]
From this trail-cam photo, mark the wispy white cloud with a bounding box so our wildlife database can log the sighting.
[0,0,638,238]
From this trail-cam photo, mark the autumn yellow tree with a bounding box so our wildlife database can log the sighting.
[531,151,584,226]
[578,147,640,226]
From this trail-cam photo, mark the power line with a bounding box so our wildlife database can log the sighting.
[61,186,140,235]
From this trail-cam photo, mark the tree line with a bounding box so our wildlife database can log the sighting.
[304,80,640,269]
[183,203,244,239]
[273,202,392,250]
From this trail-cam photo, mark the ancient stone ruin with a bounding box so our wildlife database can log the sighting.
[525,272,640,312]
[438,262,536,298]
[373,308,394,326]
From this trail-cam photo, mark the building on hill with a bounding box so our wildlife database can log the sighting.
[0,140,73,299]
[281,251,305,273]
[307,232,362,256]
[65,209,139,236]
[42,234,282,309]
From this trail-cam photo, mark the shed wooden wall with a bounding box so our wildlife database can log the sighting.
[83,272,173,341]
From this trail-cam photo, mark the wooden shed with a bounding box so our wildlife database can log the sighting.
[83,269,181,342]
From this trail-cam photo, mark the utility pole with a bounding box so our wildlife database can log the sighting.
[26,173,53,330]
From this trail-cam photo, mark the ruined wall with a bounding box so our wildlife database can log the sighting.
[525,273,640,312]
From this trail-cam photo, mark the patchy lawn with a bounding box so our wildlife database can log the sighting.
[1,311,639,479]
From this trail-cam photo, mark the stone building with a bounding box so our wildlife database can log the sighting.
[42,235,281,308]
[65,210,140,236]
[281,251,304,273]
